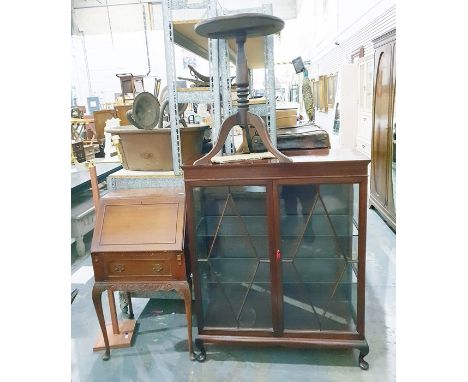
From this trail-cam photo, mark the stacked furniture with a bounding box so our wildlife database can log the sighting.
[89,10,373,371]
[182,13,372,370]
[116,73,145,103]
[93,109,116,142]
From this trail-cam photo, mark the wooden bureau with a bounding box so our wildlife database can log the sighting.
[90,187,193,360]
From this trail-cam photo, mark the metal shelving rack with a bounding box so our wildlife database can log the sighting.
[162,0,218,176]
[162,0,278,173]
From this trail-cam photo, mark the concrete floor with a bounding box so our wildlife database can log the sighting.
[71,208,395,382]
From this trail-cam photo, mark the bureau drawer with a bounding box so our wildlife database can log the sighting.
[107,258,172,277]
[92,251,186,282]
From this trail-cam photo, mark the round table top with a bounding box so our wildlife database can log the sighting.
[194,13,284,39]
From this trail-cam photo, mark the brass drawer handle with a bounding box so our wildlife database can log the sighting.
[152,263,164,273]
[113,264,125,273]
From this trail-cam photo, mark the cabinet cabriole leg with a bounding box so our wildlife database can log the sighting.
[357,341,369,370]
[194,338,206,362]
[359,354,369,370]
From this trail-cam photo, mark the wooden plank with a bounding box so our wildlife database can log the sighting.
[93,320,136,351]
[173,19,266,69]
[228,36,265,69]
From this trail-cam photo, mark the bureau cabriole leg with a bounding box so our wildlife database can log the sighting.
[92,285,110,360]
[126,292,134,319]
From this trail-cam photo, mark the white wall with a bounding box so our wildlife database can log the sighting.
[71,30,210,110]
[287,0,396,131]
[294,0,395,64]
[71,30,164,108]
[71,2,210,110]
[71,35,89,107]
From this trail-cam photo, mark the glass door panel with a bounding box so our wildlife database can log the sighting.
[278,183,359,332]
[192,185,272,330]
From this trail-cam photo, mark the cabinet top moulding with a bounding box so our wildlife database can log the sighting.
[182,148,370,182]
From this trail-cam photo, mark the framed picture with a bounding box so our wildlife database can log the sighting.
[290,83,299,103]
[319,75,328,112]
[312,80,319,108]
[328,74,337,108]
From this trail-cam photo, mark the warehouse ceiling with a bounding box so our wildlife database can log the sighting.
[72,0,299,35]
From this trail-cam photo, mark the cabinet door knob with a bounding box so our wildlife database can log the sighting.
[275,250,281,262]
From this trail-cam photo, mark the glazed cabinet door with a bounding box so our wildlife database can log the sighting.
[190,183,276,333]
[274,181,363,334]
[371,42,393,206]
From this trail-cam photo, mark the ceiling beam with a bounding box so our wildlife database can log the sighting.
[73,0,160,10]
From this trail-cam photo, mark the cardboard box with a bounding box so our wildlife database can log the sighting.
[276,108,297,129]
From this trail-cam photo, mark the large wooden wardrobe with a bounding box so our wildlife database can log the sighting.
[370,29,396,231]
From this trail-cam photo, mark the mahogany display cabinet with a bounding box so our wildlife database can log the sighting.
[183,148,371,369]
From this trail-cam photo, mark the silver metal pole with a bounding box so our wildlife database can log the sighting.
[219,38,234,153]
[263,3,277,146]
[162,0,182,175]
[207,0,222,155]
